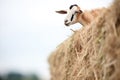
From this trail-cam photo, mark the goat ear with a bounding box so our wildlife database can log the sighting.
[75,10,83,14]
[56,10,67,14]
[79,10,83,14]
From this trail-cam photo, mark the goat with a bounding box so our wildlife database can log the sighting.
[56,4,106,26]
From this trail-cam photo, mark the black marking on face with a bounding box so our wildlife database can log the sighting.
[71,14,74,21]
[69,4,78,10]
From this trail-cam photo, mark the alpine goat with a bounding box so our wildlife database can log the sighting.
[56,4,106,26]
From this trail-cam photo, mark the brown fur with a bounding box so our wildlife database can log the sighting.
[77,7,106,26]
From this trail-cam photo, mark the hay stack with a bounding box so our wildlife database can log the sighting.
[48,0,120,80]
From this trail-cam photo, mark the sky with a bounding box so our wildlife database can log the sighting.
[0,0,113,80]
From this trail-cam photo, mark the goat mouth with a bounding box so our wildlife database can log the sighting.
[65,23,70,26]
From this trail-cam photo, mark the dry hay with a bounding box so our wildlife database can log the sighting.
[48,0,120,80]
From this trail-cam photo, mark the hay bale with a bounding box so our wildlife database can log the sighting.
[48,0,120,80]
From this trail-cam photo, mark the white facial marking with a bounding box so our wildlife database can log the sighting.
[64,6,79,26]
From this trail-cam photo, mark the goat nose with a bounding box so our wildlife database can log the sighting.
[64,20,70,26]
[65,20,68,23]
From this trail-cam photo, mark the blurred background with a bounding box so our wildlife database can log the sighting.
[0,0,113,80]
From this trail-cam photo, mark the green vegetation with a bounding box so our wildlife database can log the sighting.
[0,72,41,80]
